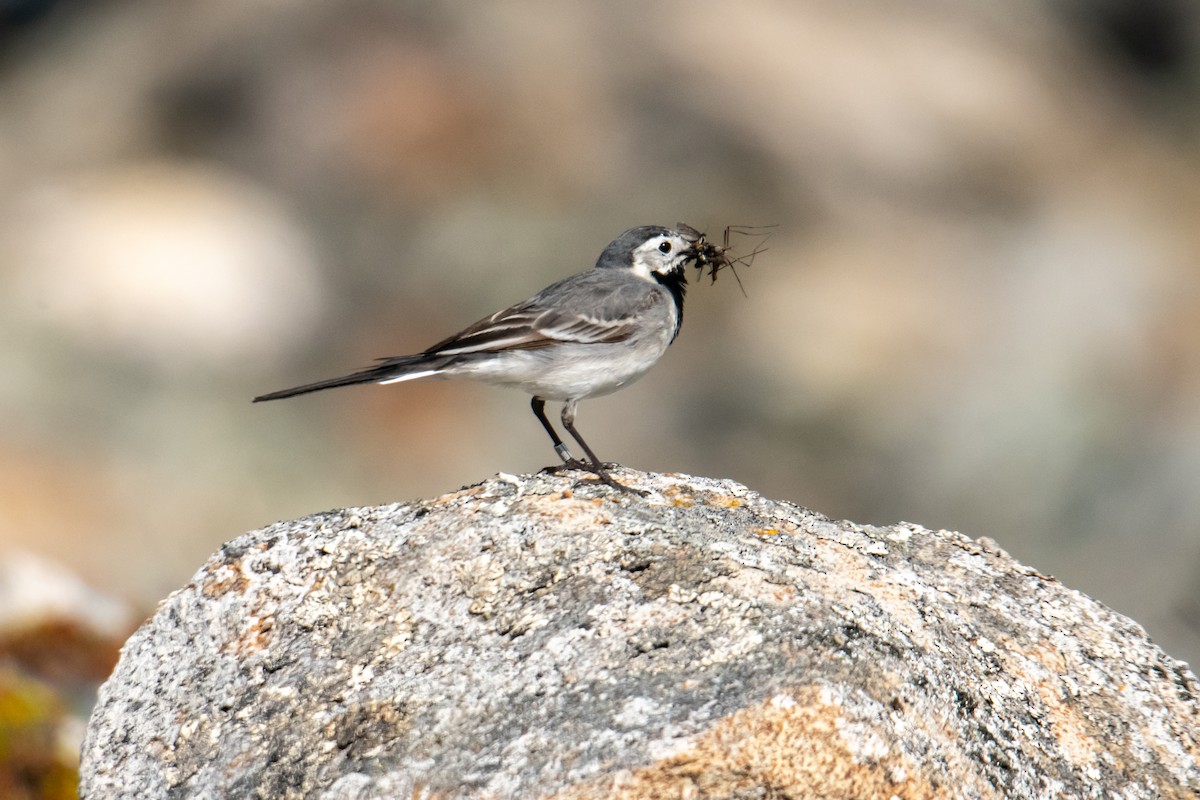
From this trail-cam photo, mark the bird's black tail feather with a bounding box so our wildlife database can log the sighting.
[253,355,437,402]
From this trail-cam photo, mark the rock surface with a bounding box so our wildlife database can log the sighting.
[80,470,1199,799]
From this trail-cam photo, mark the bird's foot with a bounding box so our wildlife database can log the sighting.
[540,460,646,496]
[576,463,647,497]
[576,475,647,496]
[540,458,590,474]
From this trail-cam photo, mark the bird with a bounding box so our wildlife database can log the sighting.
[254,225,705,492]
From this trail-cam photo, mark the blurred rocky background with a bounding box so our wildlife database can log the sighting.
[1,0,1200,788]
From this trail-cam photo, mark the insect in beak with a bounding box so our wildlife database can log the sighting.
[677,222,776,296]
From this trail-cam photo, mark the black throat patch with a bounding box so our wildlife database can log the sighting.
[654,268,688,342]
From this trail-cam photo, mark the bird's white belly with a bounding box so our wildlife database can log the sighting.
[455,337,671,401]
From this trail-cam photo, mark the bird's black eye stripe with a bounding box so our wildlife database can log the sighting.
[658,241,672,254]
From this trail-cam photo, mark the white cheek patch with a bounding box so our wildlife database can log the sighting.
[627,235,689,281]
[628,257,655,281]
[627,247,659,281]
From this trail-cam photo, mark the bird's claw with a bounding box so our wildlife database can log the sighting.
[579,472,648,496]
[540,461,646,496]
[542,458,589,473]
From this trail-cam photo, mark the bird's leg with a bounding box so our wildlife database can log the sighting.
[560,401,644,495]
[531,396,579,465]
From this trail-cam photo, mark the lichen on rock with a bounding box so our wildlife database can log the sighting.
[80,470,1200,799]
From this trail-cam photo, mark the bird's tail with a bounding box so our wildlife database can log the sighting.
[253,355,450,402]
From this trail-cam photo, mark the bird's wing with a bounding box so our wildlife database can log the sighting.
[425,276,653,356]
[426,306,637,355]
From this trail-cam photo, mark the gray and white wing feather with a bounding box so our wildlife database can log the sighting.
[425,272,654,356]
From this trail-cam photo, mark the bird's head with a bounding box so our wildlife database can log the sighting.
[595,225,700,282]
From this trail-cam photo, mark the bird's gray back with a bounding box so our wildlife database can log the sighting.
[530,267,666,323]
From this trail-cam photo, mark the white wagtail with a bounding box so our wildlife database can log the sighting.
[254,225,712,491]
